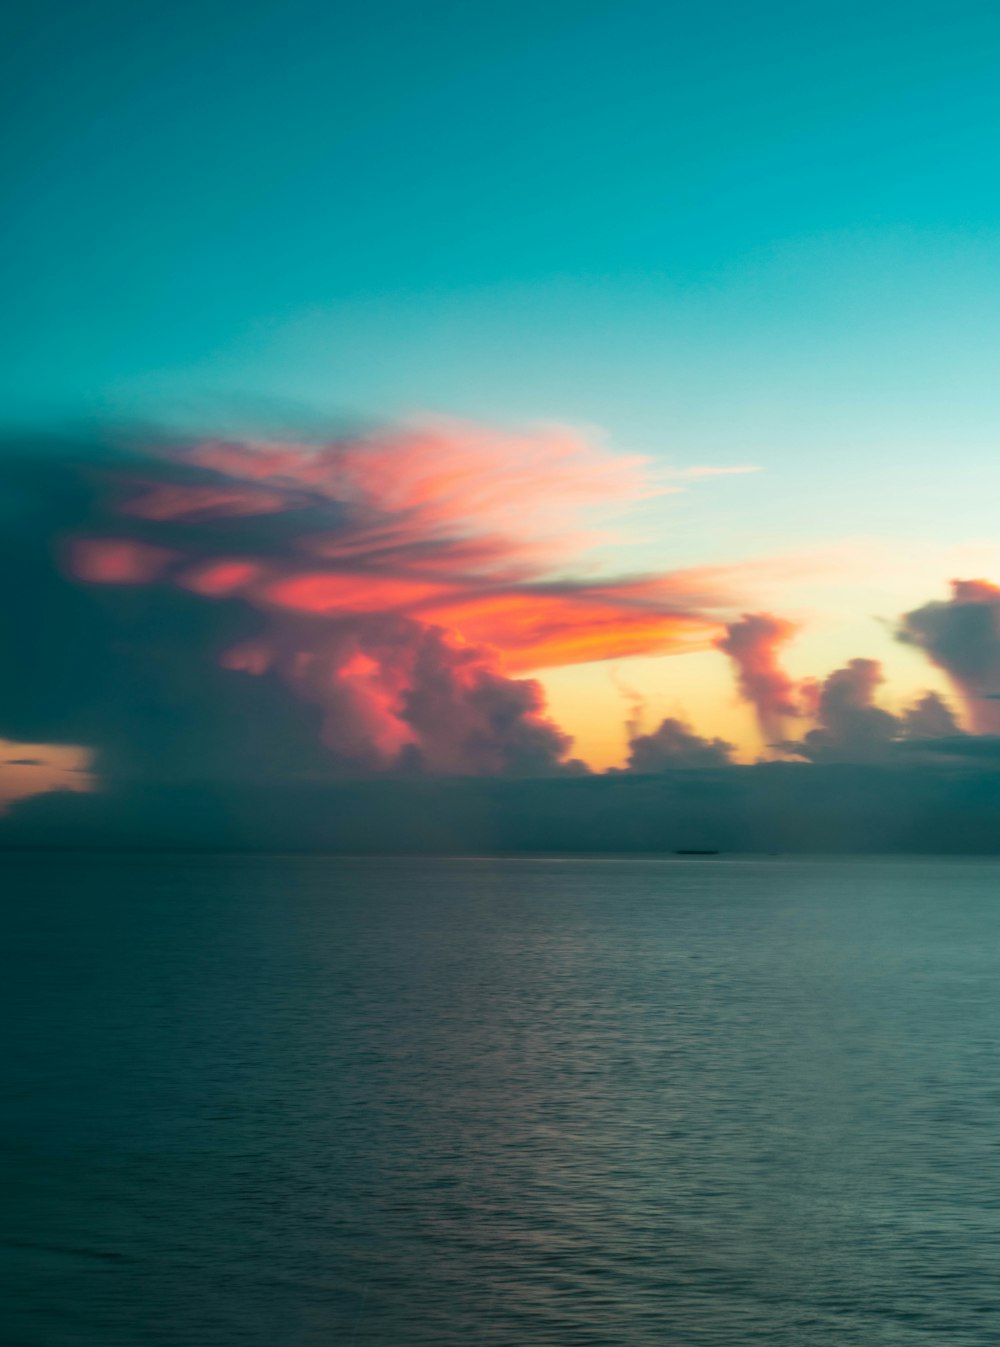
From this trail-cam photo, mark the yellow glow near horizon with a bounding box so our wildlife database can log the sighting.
[536,576,969,772]
[0,741,95,813]
[537,651,761,770]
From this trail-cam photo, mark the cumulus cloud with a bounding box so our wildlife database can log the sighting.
[0,419,741,787]
[225,612,582,775]
[900,690,962,740]
[715,611,801,740]
[789,659,898,761]
[7,416,1000,853]
[779,660,965,763]
[898,579,1000,732]
[625,717,735,772]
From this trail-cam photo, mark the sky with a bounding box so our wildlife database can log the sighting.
[3,0,1000,839]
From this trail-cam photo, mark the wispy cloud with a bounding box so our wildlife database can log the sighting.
[3,417,758,783]
[67,419,743,681]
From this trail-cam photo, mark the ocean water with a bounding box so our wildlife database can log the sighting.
[2,853,1000,1346]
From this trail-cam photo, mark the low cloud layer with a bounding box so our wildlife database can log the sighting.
[6,764,1000,855]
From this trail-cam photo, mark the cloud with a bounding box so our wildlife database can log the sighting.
[898,579,1000,732]
[7,762,1000,855]
[625,717,735,771]
[895,734,1000,761]
[0,418,743,786]
[7,416,999,844]
[789,659,898,761]
[608,666,648,740]
[63,420,733,679]
[900,690,962,740]
[715,612,801,740]
[778,660,965,763]
[69,538,179,584]
[226,612,583,775]
[0,738,95,812]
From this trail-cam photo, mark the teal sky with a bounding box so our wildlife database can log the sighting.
[5,0,1000,572]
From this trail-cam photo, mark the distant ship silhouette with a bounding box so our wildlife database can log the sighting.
[674,848,719,855]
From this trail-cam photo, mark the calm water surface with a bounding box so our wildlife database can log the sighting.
[2,853,1000,1345]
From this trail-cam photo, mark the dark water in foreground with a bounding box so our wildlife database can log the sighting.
[2,854,1000,1346]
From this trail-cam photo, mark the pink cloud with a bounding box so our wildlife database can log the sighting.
[62,418,750,774]
[716,612,802,740]
[68,538,178,585]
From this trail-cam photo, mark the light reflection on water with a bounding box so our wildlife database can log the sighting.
[3,853,1000,1345]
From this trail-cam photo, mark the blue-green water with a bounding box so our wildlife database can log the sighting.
[2,853,1000,1345]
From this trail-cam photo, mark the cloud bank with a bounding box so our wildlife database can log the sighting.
[3,416,1000,853]
[6,765,1000,855]
[0,419,737,789]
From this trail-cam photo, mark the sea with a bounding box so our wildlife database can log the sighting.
[2,852,1000,1346]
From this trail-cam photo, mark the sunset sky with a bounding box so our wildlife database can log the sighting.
[4,0,1000,807]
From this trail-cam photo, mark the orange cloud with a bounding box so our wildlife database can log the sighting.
[423,588,715,671]
[257,571,455,616]
[68,420,735,672]
[59,419,749,775]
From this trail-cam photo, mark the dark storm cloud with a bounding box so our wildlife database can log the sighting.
[0,433,335,784]
[898,580,1000,732]
[1,424,638,782]
[1,418,774,789]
